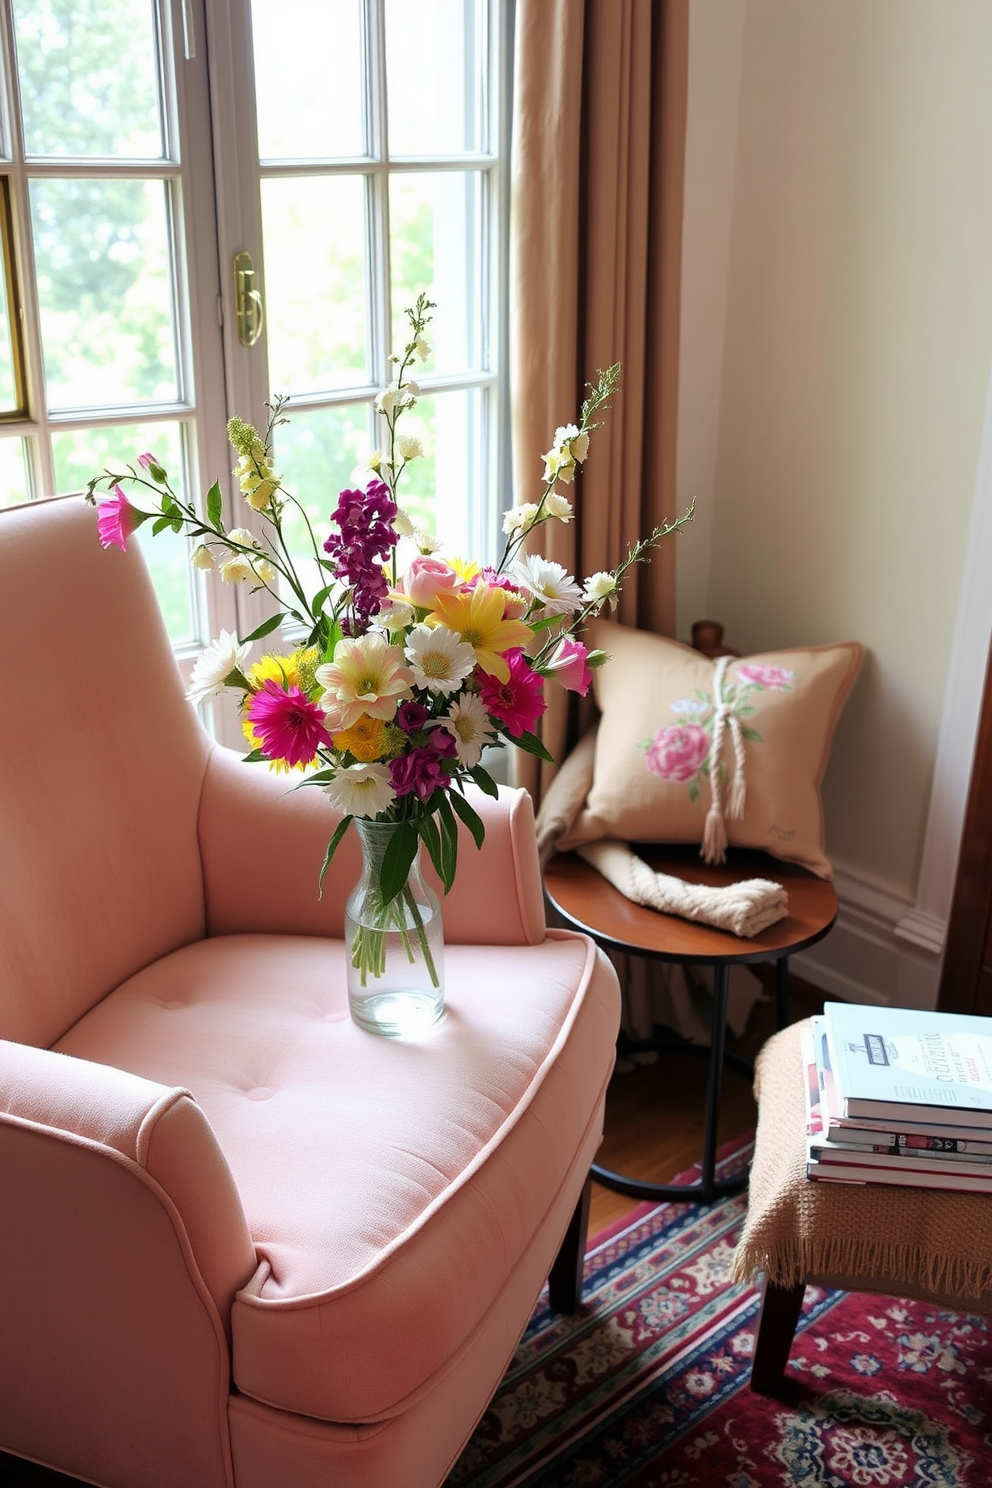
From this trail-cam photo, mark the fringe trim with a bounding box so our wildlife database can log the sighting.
[731,1233,992,1303]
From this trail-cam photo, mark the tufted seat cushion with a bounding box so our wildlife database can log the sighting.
[56,928,617,1425]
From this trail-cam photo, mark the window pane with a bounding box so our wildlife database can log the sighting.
[261,176,368,397]
[390,388,483,560]
[386,0,486,156]
[390,172,482,376]
[51,421,194,642]
[252,0,364,160]
[270,402,373,607]
[13,0,164,160]
[0,228,19,411]
[0,437,32,505]
[31,178,179,411]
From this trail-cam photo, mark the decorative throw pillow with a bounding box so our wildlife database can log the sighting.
[558,619,864,879]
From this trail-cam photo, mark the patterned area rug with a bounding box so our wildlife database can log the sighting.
[447,1137,992,1487]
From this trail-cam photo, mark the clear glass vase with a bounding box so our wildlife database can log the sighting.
[345,819,445,1036]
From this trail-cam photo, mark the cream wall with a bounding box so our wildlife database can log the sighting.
[677,0,992,919]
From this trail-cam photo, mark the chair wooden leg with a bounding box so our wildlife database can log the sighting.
[750,1277,806,1394]
[547,1177,592,1313]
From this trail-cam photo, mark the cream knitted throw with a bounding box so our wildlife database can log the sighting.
[576,839,789,939]
[535,725,789,940]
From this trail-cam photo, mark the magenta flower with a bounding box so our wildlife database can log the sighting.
[645,723,709,782]
[396,700,430,733]
[389,745,450,799]
[97,483,147,551]
[478,649,547,739]
[246,679,332,768]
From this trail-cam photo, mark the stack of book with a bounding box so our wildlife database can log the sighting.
[804,1002,992,1193]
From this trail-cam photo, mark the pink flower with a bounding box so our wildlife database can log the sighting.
[645,723,709,782]
[402,554,463,608]
[246,679,332,768]
[96,484,146,551]
[543,636,592,696]
[137,451,168,483]
[479,649,547,739]
[736,663,795,690]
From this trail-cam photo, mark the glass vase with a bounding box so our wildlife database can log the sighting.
[345,819,445,1036]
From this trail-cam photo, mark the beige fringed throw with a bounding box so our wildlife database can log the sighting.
[535,724,789,940]
[733,1023,992,1309]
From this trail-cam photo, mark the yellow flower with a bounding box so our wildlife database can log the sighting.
[332,714,390,762]
[428,583,533,683]
[247,647,319,694]
[449,556,481,585]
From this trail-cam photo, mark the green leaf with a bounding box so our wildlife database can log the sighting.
[311,583,334,617]
[741,726,764,744]
[152,515,174,535]
[242,611,285,643]
[435,795,459,893]
[241,748,268,763]
[418,812,444,882]
[380,821,419,904]
[449,791,486,850]
[468,764,499,798]
[513,730,555,763]
[206,480,224,530]
[317,815,353,898]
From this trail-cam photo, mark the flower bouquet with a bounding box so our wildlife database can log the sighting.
[87,294,692,1035]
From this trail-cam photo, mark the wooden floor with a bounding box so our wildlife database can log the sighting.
[588,969,827,1234]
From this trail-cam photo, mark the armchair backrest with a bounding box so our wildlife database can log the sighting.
[0,497,211,1047]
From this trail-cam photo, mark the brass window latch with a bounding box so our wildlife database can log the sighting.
[233,250,264,348]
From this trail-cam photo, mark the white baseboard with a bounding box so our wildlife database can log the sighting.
[790,862,946,1011]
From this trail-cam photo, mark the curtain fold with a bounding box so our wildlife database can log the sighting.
[510,0,689,799]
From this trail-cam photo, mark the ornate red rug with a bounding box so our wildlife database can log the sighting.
[447,1136,992,1486]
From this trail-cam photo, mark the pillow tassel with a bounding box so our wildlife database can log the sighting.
[702,802,728,864]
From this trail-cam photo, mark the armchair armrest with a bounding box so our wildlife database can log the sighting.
[0,1039,258,1484]
[198,744,547,945]
[0,1039,256,1322]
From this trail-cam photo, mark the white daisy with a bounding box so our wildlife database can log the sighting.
[322,762,395,819]
[440,692,492,768]
[512,553,583,615]
[186,630,252,705]
[405,623,477,695]
[396,433,424,461]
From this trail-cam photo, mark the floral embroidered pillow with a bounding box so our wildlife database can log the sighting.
[557,620,864,878]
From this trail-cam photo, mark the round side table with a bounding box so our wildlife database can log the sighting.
[543,844,839,1203]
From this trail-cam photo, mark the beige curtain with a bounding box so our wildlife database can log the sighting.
[510,0,689,800]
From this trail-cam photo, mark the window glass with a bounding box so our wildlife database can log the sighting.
[51,421,193,642]
[261,175,369,397]
[253,0,365,160]
[13,0,164,159]
[386,0,486,156]
[31,178,179,410]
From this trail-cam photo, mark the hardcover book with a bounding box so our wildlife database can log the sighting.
[806,1156,992,1196]
[822,1002,992,1127]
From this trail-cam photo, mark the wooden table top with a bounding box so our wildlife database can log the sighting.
[543,844,839,965]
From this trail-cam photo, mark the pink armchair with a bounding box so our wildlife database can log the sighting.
[0,496,621,1488]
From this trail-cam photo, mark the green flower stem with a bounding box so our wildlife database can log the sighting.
[349,882,440,990]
